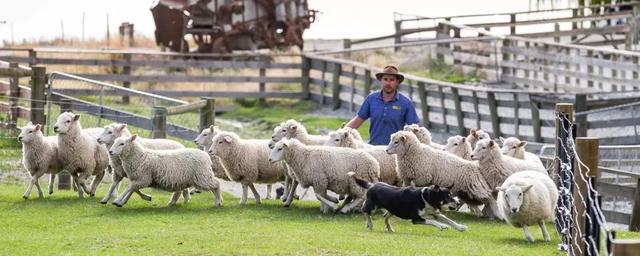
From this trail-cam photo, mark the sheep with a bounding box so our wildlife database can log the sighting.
[18,122,64,199]
[266,122,299,201]
[268,138,380,213]
[109,135,222,207]
[470,139,548,194]
[403,124,445,150]
[283,119,328,145]
[466,128,491,149]
[324,128,400,186]
[193,125,230,181]
[444,135,473,160]
[53,112,109,198]
[497,170,558,242]
[499,137,545,170]
[97,123,186,204]
[208,131,287,205]
[385,131,501,218]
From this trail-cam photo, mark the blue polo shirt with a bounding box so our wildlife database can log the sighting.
[357,91,420,145]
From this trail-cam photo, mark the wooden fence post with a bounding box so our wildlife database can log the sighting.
[199,98,215,132]
[574,137,599,256]
[122,53,131,104]
[258,67,266,107]
[436,22,451,62]
[451,88,465,135]
[28,49,37,66]
[8,62,19,129]
[58,99,73,190]
[151,107,167,139]
[510,13,516,35]
[630,177,640,231]
[394,20,402,52]
[501,39,512,81]
[30,65,46,126]
[487,92,500,138]
[343,39,351,58]
[612,240,640,256]
[363,69,372,94]
[530,96,542,143]
[417,81,429,128]
[332,63,342,110]
[574,94,588,137]
[301,56,311,100]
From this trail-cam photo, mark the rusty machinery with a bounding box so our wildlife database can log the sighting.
[151,0,316,53]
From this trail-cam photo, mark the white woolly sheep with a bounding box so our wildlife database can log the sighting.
[470,139,548,194]
[403,124,445,150]
[283,119,328,145]
[18,122,64,199]
[53,112,109,198]
[208,131,286,205]
[97,123,186,204]
[499,137,545,170]
[269,138,380,213]
[497,170,558,242]
[267,122,305,203]
[385,131,501,218]
[467,128,491,149]
[324,128,400,186]
[109,135,222,207]
[444,135,473,160]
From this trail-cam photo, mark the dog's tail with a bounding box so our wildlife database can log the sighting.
[348,172,372,189]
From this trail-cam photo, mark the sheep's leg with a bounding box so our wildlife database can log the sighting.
[88,171,105,197]
[34,179,44,199]
[523,225,535,242]
[48,174,56,195]
[182,189,190,204]
[23,176,37,199]
[135,190,152,201]
[384,213,395,232]
[365,213,374,231]
[434,212,467,232]
[113,184,142,207]
[315,194,339,213]
[412,218,449,231]
[539,220,551,242]
[280,176,289,201]
[211,186,222,207]
[248,183,261,205]
[468,204,483,217]
[340,197,364,214]
[240,184,249,205]
[284,180,299,207]
[71,174,84,199]
[483,198,502,221]
[101,174,123,204]
[266,184,272,200]
[168,192,181,206]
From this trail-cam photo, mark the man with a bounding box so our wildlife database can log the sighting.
[345,65,420,145]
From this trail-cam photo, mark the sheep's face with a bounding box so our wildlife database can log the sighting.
[53,112,80,134]
[268,139,288,163]
[404,124,430,143]
[18,122,43,143]
[109,135,137,156]
[498,184,533,213]
[445,135,467,152]
[268,124,287,149]
[324,129,350,147]
[97,123,126,145]
[284,119,302,138]
[470,139,498,161]
[500,137,527,157]
[386,131,411,154]
[194,125,219,149]
[208,133,235,157]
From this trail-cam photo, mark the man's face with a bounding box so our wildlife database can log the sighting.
[380,75,399,94]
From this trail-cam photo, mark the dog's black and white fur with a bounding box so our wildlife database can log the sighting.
[350,172,467,232]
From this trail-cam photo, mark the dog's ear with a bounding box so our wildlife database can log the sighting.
[433,184,440,190]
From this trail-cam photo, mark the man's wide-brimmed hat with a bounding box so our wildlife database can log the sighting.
[375,65,404,83]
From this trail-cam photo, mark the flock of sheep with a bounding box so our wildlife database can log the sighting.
[18,111,559,243]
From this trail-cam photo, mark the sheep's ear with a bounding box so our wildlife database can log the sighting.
[27,121,33,126]
[343,130,350,138]
[461,137,466,143]
[223,135,232,143]
[488,140,495,147]
[470,128,477,136]
[73,114,81,121]
[209,125,215,132]
[281,139,290,147]
[413,128,419,133]
[496,186,506,192]
[400,135,407,142]
[518,141,528,148]
[522,184,534,193]
[118,124,127,131]
[129,134,137,142]
[34,124,42,131]
[290,125,297,131]
[499,136,505,144]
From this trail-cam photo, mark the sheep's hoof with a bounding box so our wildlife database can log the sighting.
[49,191,53,195]
[22,195,28,200]
[455,225,468,232]
[100,200,108,205]
[438,225,449,231]
[89,193,95,197]
[112,202,123,208]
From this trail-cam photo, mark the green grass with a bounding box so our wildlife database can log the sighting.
[0,183,590,255]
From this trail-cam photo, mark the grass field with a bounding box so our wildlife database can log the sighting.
[0,183,572,255]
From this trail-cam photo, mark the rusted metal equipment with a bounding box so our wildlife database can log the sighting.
[150,0,316,53]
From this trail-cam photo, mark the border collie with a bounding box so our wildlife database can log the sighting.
[350,172,467,232]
